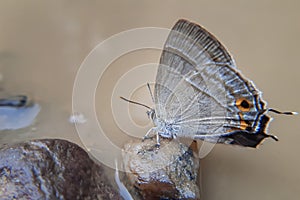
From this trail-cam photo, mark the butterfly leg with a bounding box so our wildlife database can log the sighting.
[142,127,161,148]
[142,127,156,141]
[155,132,161,148]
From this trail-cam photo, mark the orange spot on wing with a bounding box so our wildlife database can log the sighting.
[236,98,252,112]
[227,113,249,132]
[239,113,248,130]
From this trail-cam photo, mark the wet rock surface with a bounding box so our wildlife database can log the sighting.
[0,95,40,130]
[122,138,200,200]
[0,139,122,200]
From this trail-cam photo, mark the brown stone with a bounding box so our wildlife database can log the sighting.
[0,139,122,200]
[122,138,201,200]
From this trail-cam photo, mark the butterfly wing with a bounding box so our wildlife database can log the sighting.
[154,19,274,147]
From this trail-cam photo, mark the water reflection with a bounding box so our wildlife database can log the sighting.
[0,96,40,130]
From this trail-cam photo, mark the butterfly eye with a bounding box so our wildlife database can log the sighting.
[236,98,252,112]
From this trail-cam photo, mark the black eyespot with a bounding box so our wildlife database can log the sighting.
[236,98,252,112]
[241,100,250,109]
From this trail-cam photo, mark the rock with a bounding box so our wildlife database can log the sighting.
[0,139,123,200]
[122,138,201,200]
[0,95,40,130]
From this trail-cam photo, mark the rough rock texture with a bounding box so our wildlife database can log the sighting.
[122,138,200,200]
[0,139,122,200]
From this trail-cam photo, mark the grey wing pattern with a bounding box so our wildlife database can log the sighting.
[154,19,267,141]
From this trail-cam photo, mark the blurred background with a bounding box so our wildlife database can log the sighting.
[0,1,299,200]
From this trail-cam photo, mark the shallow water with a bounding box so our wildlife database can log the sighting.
[0,1,299,200]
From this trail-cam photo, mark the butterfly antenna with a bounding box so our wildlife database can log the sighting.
[147,83,155,103]
[268,108,298,115]
[120,96,152,110]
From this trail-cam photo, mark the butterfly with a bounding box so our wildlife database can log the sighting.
[122,19,296,148]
